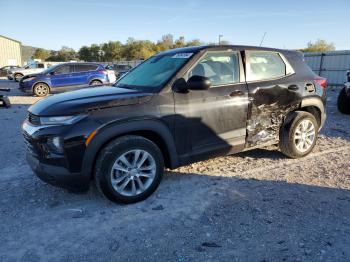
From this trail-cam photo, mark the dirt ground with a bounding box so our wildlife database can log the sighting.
[0,78,349,262]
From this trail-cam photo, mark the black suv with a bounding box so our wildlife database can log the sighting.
[22,45,327,203]
[337,69,350,114]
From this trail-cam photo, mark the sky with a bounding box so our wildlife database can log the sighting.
[0,0,349,51]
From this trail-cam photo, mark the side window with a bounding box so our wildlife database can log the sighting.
[246,51,286,81]
[37,63,45,68]
[189,51,239,86]
[87,65,98,71]
[75,64,98,72]
[74,65,87,72]
[54,65,71,75]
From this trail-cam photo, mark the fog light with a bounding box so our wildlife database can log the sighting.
[47,136,63,153]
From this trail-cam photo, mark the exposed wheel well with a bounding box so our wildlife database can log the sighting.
[298,106,321,126]
[90,130,172,179]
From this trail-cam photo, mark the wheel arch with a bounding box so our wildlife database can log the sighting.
[299,97,326,129]
[82,119,179,179]
[89,78,103,85]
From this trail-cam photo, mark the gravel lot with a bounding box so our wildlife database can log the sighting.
[0,78,350,262]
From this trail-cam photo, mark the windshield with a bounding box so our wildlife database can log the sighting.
[114,52,193,90]
[40,64,60,74]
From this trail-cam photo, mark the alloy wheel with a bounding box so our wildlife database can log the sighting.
[293,119,316,153]
[35,84,49,96]
[110,149,156,196]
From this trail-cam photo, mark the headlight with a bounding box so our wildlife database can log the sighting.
[40,115,86,125]
[23,77,36,82]
[47,136,63,153]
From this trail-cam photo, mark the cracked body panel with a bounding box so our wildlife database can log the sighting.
[246,84,302,148]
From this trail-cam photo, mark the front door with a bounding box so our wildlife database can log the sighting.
[50,64,75,91]
[174,50,249,162]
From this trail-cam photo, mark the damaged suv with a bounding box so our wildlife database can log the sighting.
[22,45,327,203]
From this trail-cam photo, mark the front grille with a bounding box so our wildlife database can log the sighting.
[22,131,37,155]
[28,113,40,125]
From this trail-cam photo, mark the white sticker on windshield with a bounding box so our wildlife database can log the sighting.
[172,53,193,59]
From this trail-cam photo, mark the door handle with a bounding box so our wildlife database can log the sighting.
[229,90,244,97]
[288,85,299,91]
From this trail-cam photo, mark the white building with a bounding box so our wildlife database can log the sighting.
[0,35,22,67]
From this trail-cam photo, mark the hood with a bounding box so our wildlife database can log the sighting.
[29,86,153,116]
[21,73,41,80]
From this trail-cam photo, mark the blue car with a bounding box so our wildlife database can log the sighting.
[19,62,116,96]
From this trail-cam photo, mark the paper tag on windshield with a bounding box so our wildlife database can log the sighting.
[172,53,193,59]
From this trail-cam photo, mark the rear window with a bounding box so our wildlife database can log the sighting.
[74,64,98,72]
[246,51,286,81]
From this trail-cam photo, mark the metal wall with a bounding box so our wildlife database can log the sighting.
[304,50,350,86]
[0,36,22,67]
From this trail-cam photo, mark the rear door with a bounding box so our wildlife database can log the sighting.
[174,50,248,162]
[245,50,301,148]
[72,64,92,86]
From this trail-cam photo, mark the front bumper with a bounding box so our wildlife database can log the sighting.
[22,120,90,191]
[18,80,33,93]
[26,152,89,191]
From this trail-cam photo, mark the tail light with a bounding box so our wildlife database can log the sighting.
[98,69,108,75]
[314,77,327,89]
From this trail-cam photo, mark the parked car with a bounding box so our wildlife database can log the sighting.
[0,65,22,77]
[337,69,350,114]
[22,45,327,203]
[8,62,49,81]
[19,62,117,96]
[105,64,132,78]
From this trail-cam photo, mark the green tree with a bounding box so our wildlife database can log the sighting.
[174,36,185,48]
[302,39,335,52]
[185,39,202,47]
[47,46,77,61]
[90,44,102,61]
[102,41,122,61]
[78,46,92,61]
[33,48,50,61]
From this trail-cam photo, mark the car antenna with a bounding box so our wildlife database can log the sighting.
[259,32,267,47]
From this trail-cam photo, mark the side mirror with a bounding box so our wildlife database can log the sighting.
[49,71,55,76]
[172,78,188,93]
[187,75,211,91]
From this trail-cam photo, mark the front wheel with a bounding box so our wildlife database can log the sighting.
[33,83,50,97]
[14,73,23,82]
[95,135,164,203]
[279,111,318,158]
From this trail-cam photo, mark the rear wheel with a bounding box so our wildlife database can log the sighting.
[89,80,102,86]
[33,83,50,97]
[337,87,350,114]
[95,135,164,203]
[14,73,23,82]
[279,111,318,158]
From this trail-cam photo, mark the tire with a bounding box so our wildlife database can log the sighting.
[95,135,164,203]
[14,73,23,82]
[89,80,102,86]
[279,111,318,158]
[337,87,350,114]
[33,83,50,97]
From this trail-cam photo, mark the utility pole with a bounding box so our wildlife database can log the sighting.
[219,35,223,45]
